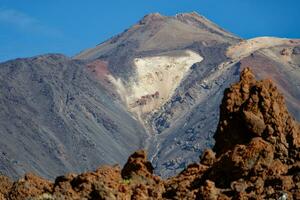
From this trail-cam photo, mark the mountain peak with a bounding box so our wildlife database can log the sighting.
[139,13,164,25]
[139,11,205,24]
[139,12,206,25]
[175,11,203,18]
[75,12,240,60]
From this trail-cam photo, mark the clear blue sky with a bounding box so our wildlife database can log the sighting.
[0,0,299,62]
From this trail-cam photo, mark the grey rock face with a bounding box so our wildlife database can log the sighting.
[0,54,147,179]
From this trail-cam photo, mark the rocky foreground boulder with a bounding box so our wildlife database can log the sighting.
[0,68,299,200]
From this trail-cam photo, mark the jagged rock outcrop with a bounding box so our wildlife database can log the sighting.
[169,68,300,199]
[0,68,299,199]
[214,67,300,158]
[0,151,165,200]
[121,150,154,179]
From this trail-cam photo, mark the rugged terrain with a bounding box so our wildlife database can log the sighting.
[0,12,300,179]
[0,68,299,199]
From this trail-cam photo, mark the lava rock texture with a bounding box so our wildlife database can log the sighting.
[0,68,299,199]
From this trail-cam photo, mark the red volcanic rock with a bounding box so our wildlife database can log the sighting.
[86,59,109,80]
[0,175,12,200]
[8,173,52,200]
[197,180,229,200]
[172,68,300,199]
[0,68,299,199]
[121,150,154,180]
[214,67,300,157]
[206,137,274,188]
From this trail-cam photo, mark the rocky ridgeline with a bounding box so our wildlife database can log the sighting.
[0,68,299,200]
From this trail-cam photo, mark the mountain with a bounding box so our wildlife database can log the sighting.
[1,68,299,199]
[0,55,147,179]
[0,12,300,179]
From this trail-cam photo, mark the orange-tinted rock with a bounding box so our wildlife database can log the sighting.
[8,173,52,200]
[200,149,216,166]
[197,180,230,200]
[214,68,299,159]
[0,175,12,199]
[207,137,274,188]
[121,150,154,179]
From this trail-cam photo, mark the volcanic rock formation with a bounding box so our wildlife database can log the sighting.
[0,68,299,199]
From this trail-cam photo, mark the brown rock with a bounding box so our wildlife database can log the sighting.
[197,180,221,200]
[214,67,299,160]
[121,150,154,179]
[200,149,216,166]
[230,179,247,193]
[267,159,288,176]
[243,110,266,136]
[9,173,53,200]
[206,137,274,187]
[0,175,12,199]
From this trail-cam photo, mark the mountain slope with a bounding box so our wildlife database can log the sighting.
[0,54,147,179]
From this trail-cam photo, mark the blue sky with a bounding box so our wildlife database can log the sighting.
[0,0,299,62]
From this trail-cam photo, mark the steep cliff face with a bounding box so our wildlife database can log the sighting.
[0,68,299,199]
